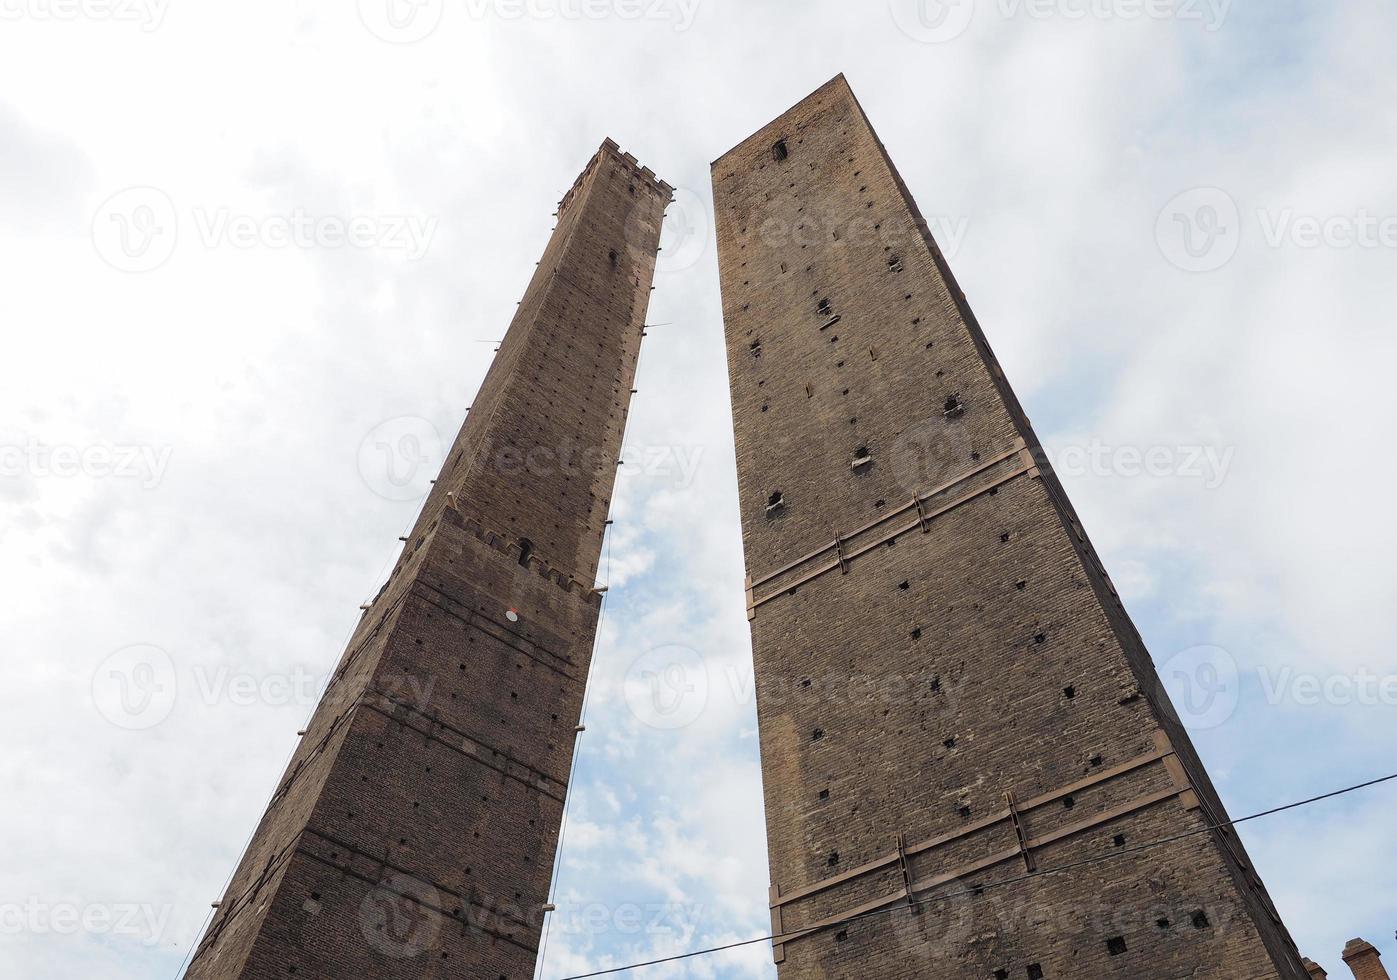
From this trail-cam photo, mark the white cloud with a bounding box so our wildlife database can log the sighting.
[2,2,1394,978]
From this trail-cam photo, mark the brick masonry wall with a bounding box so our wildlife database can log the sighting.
[1344,939,1392,980]
[713,75,1308,980]
[184,140,670,980]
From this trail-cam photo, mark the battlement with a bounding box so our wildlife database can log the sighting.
[439,504,602,604]
[557,137,674,220]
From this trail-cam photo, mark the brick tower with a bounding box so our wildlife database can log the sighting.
[185,140,671,980]
[713,75,1307,979]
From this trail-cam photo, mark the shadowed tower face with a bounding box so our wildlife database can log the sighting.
[712,75,1307,980]
[185,140,670,980]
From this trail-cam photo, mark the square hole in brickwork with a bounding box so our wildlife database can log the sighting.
[1063,795,1075,810]
[812,729,824,741]
[835,930,848,943]
[1064,686,1076,699]
[827,852,839,866]
[1156,917,1172,930]
[1107,936,1128,956]
[1027,965,1044,979]
[1113,834,1127,848]
[995,972,1009,980]
[819,789,830,800]
[1192,910,1211,929]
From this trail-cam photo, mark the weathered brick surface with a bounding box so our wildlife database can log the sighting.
[1343,939,1392,980]
[185,139,670,980]
[713,75,1307,979]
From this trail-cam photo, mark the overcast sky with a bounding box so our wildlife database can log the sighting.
[2,1,1395,978]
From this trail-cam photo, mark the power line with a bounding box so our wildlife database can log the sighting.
[535,522,617,979]
[553,770,1397,980]
[173,479,440,978]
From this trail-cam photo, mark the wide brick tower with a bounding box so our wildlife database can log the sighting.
[185,139,670,980]
[713,75,1307,979]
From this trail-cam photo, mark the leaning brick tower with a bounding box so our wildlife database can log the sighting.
[713,75,1307,979]
[185,139,670,980]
